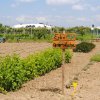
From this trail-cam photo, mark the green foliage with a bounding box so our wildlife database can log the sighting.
[65,49,73,63]
[0,23,3,28]
[0,87,7,94]
[0,55,27,91]
[76,34,92,41]
[23,49,62,77]
[91,54,100,62]
[66,26,91,34]
[0,48,72,92]
[0,27,53,42]
[52,27,65,33]
[76,34,97,41]
[74,42,95,53]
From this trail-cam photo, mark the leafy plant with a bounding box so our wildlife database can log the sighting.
[74,42,95,53]
[0,87,7,94]
[0,48,72,92]
[65,49,73,63]
[23,48,62,76]
[0,55,27,91]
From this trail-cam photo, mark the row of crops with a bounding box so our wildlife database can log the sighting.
[0,48,72,93]
[0,28,53,42]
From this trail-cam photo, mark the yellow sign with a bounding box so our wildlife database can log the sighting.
[71,82,78,97]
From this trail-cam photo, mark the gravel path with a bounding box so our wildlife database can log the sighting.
[0,42,100,100]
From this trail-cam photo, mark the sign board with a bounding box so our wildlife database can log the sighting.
[53,33,76,50]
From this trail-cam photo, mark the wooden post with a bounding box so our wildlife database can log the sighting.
[62,49,65,95]
[53,33,76,95]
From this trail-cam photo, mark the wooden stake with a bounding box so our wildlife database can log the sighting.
[62,49,65,95]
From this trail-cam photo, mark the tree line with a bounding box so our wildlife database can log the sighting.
[0,23,100,42]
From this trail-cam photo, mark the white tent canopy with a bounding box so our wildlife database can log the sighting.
[13,23,52,29]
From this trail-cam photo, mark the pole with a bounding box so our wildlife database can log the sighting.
[31,27,32,38]
[97,28,98,38]
[91,24,95,42]
[62,49,65,95]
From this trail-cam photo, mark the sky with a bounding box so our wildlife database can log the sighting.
[0,0,100,27]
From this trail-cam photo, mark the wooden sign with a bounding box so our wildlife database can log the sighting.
[53,33,76,50]
[53,33,76,95]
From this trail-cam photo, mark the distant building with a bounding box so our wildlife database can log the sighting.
[13,23,52,29]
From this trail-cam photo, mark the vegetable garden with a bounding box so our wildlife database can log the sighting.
[0,23,100,100]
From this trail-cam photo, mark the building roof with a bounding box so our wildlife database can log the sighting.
[13,23,52,29]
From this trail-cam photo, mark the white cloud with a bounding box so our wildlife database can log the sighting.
[11,3,19,7]
[72,4,84,10]
[11,0,36,7]
[36,17,47,22]
[16,16,48,23]
[11,4,16,7]
[17,0,35,3]
[90,6,100,11]
[46,0,91,11]
[16,16,34,23]
[76,17,89,22]
[46,0,81,5]
[2,15,97,27]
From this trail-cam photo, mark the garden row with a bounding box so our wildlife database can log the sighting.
[0,48,72,93]
[0,28,53,42]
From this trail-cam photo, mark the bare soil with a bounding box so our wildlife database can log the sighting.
[0,43,52,57]
[0,42,100,100]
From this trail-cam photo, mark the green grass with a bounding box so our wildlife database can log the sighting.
[91,54,100,62]
[76,34,98,41]
[0,32,52,43]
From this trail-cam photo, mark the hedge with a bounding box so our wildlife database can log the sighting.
[0,48,73,92]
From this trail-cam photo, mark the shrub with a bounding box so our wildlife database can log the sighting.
[23,48,62,77]
[65,49,73,63]
[91,54,100,62]
[74,42,95,53]
[0,48,72,92]
[0,55,27,91]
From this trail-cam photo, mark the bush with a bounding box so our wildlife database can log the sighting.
[91,54,100,62]
[74,42,95,53]
[0,48,73,92]
[23,48,62,77]
[65,49,73,63]
[0,55,27,91]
